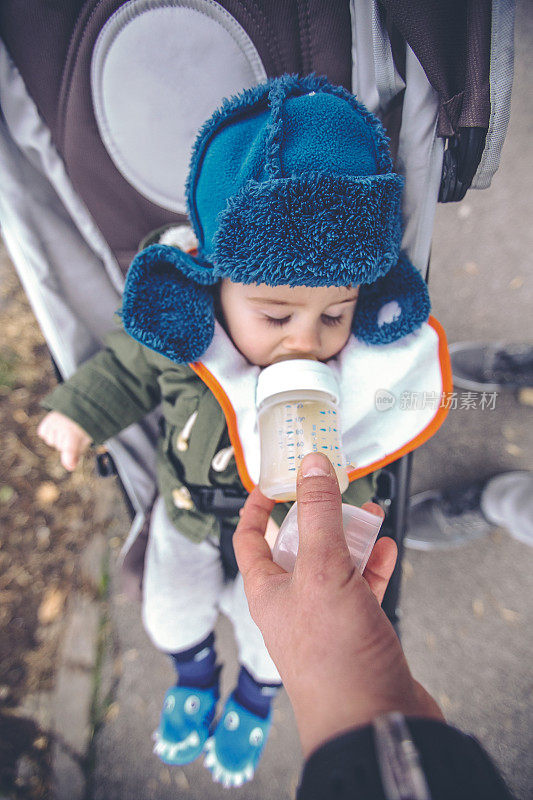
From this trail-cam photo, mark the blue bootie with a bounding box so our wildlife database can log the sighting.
[203,694,271,788]
[153,683,219,766]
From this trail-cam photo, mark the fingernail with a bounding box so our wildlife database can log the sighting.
[300,452,331,478]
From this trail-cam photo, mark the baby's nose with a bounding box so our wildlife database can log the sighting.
[284,326,321,356]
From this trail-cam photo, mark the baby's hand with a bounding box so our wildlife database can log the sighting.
[37,411,92,471]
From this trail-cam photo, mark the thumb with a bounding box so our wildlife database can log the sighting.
[295,453,351,578]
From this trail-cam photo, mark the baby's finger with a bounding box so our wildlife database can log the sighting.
[37,416,54,444]
[37,417,48,438]
[60,448,79,471]
[43,427,59,449]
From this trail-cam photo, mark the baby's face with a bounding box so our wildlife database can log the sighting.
[219,280,359,367]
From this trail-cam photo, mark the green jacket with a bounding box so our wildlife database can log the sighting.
[42,327,378,542]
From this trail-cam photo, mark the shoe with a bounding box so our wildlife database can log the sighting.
[153,683,218,766]
[405,482,493,550]
[203,694,271,788]
[449,342,533,391]
[481,471,533,547]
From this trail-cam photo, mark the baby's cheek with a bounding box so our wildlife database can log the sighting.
[325,325,352,360]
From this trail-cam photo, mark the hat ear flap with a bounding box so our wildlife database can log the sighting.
[121,244,217,363]
[352,253,430,345]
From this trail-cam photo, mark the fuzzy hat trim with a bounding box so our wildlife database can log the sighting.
[211,172,404,287]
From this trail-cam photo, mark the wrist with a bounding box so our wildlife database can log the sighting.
[293,683,443,759]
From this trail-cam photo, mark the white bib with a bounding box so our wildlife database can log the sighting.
[192,318,451,491]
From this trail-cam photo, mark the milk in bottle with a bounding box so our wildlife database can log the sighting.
[256,359,348,501]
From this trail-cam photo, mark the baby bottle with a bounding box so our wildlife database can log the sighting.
[256,359,349,501]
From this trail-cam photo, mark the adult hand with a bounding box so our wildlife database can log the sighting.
[37,411,93,471]
[234,452,443,758]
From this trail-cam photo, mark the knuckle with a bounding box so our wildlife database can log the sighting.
[297,483,340,510]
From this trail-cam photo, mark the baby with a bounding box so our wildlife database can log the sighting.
[38,75,434,786]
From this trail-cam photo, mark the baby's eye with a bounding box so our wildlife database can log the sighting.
[321,314,343,327]
[265,315,291,326]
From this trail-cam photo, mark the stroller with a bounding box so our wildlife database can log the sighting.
[0,0,515,627]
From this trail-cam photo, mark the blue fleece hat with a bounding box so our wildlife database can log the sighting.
[122,74,429,362]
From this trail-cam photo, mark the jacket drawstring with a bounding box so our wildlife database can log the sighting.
[211,446,235,472]
[176,410,199,451]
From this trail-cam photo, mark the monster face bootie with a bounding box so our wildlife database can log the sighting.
[204,666,281,787]
[153,633,220,765]
[153,682,219,765]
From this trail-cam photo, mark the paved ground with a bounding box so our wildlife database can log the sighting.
[90,6,533,798]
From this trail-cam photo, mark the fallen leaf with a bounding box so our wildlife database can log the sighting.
[37,588,65,624]
[464,261,479,275]
[174,770,190,791]
[12,408,29,424]
[33,737,48,750]
[505,443,523,457]
[35,482,60,505]
[509,276,524,289]
[499,607,520,624]
[105,702,120,722]
[123,648,138,662]
[518,388,533,407]
[403,560,414,579]
[472,598,484,618]
[502,425,515,441]
[36,527,50,550]
[159,768,171,785]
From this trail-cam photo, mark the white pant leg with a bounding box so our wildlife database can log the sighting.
[142,497,224,653]
[220,573,281,685]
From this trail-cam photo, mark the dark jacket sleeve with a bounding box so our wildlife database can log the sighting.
[297,719,515,800]
[41,328,165,444]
